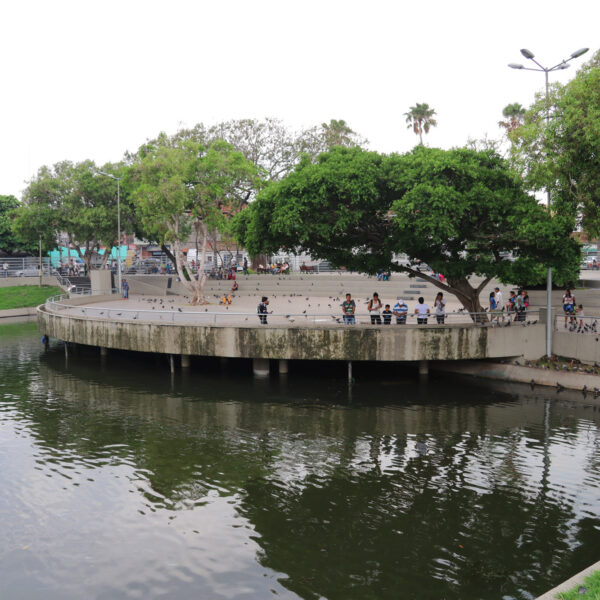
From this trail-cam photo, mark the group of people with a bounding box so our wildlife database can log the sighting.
[342,292,448,325]
[257,262,290,275]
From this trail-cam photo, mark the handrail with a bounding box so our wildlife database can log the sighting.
[554,313,599,334]
[42,294,540,327]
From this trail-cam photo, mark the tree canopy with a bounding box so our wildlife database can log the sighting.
[233,146,580,314]
[13,160,130,270]
[0,195,38,255]
[510,50,600,236]
[130,137,259,303]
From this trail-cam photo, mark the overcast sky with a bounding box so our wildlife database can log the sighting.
[1,0,598,198]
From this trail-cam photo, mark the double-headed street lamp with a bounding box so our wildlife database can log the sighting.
[97,170,123,293]
[508,47,588,357]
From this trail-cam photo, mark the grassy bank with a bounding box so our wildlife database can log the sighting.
[558,570,600,599]
[0,285,63,310]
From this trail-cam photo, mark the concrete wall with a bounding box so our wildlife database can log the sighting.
[0,276,59,288]
[0,306,38,323]
[553,331,600,365]
[434,360,599,392]
[38,306,545,362]
[90,270,112,294]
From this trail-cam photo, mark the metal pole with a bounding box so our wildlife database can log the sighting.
[38,234,42,287]
[544,68,552,357]
[117,179,122,294]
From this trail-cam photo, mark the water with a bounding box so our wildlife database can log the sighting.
[1,324,600,600]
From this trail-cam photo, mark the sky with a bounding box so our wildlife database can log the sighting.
[1,0,598,198]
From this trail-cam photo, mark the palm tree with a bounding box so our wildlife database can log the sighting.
[498,103,526,133]
[404,103,437,145]
[321,119,360,148]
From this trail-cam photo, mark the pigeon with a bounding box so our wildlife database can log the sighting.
[178,308,183,312]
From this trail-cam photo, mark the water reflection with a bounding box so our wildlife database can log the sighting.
[1,330,600,600]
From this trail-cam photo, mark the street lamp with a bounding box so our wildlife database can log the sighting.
[508,46,589,357]
[97,170,122,294]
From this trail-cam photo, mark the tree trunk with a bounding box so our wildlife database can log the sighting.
[172,224,208,305]
[392,265,489,323]
[446,276,488,323]
[161,244,178,274]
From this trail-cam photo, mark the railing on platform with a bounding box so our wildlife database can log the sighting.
[554,314,599,335]
[43,294,540,327]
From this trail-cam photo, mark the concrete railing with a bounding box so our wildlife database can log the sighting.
[38,296,545,363]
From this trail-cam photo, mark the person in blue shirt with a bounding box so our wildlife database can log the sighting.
[393,299,408,324]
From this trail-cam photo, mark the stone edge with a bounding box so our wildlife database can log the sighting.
[535,560,600,599]
[433,361,600,392]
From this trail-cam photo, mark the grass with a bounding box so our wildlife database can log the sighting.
[557,570,600,599]
[0,285,63,310]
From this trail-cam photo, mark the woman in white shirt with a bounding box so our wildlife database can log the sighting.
[414,297,430,325]
[368,292,383,324]
[434,292,446,324]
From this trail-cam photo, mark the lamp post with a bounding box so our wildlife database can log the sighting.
[97,171,122,293]
[509,47,588,357]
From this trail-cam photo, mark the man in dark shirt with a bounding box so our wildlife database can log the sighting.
[257,296,271,324]
[342,293,356,324]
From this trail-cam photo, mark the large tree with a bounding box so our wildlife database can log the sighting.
[14,160,129,272]
[404,103,437,145]
[130,138,258,304]
[233,146,579,316]
[510,50,600,236]
[1,195,39,255]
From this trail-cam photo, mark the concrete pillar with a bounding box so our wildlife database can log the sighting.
[170,354,175,374]
[253,358,270,377]
[418,360,429,377]
[278,359,289,375]
[348,361,353,383]
[100,346,108,357]
[64,341,69,357]
[181,354,191,369]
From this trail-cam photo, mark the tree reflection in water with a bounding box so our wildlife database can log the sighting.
[1,332,600,600]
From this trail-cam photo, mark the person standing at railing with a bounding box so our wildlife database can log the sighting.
[494,287,503,312]
[393,298,408,324]
[514,292,526,322]
[257,296,271,324]
[122,279,129,300]
[368,293,382,325]
[2,261,8,278]
[414,297,430,325]
[382,304,392,325]
[342,293,356,324]
[506,290,516,316]
[434,292,446,324]
[562,288,576,328]
[489,291,502,322]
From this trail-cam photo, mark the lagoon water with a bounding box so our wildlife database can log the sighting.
[1,324,600,600]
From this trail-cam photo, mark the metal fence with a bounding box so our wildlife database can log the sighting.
[554,314,599,334]
[43,294,540,327]
[1,257,54,277]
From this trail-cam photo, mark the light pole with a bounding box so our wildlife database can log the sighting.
[509,47,588,357]
[97,171,122,293]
